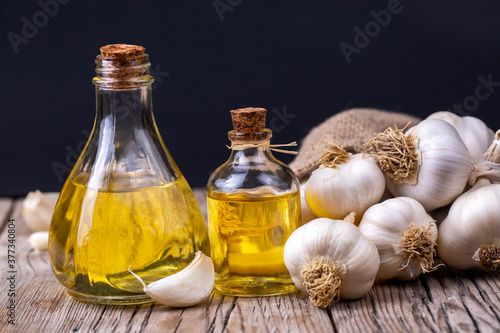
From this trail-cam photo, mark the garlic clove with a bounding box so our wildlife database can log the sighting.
[129,251,214,307]
[22,191,59,232]
[29,231,49,251]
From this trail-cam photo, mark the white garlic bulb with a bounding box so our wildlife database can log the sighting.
[299,182,317,225]
[29,231,49,251]
[129,251,215,307]
[284,215,380,307]
[366,118,471,212]
[358,197,438,280]
[437,178,500,271]
[427,111,461,128]
[22,190,59,232]
[428,111,494,164]
[305,142,385,224]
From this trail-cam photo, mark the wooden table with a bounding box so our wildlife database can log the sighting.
[1,193,500,333]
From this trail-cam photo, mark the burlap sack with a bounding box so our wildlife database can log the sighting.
[290,108,421,180]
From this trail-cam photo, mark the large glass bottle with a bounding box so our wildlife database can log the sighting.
[207,107,301,297]
[49,44,210,305]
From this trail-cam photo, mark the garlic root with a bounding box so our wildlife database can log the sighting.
[129,251,214,307]
[400,223,439,274]
[300,257,345,308]
[474,244,500,272]
[364,123,419,185]
[319,141,350,167]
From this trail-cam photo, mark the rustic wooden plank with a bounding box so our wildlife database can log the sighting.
[222,292,334,333]
[424,265,500,332]
[2,195,500,332]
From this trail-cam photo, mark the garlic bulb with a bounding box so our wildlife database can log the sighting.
[366,118,471,212]
[358,197,438,280]
[427,111,461,128]
[129,251,215,307]
[428,111,494,164]
[305,142,385,224]
[22,191,59,232]
[284,215,380,307]
[437,178,500,271]
[300,182,317,225]
[29,231,49,251]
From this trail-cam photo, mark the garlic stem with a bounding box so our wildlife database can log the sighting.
[485,130,500,166]
[300,257,345,308]
[469,130,500,185]
[364,123,420,185]
[400,223,438,274]
[343,212,356,224]
[319,141,351,167]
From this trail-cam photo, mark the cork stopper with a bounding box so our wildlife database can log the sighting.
[94,44,152,90]
[230,107,267,133]
[100,44,145,59]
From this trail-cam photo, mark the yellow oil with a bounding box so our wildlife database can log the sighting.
[49,173,209,305]
[207,190,300,296]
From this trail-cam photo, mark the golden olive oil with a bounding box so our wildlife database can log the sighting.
[207,190,300,296]
[49,174,209,304]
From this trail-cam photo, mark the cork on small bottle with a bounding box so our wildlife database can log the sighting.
[230,107,267,133]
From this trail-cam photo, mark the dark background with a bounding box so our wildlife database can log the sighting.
[1,0,499,196]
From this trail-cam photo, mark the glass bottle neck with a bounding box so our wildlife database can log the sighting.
[229,140,276,164]
[95,85,153,132]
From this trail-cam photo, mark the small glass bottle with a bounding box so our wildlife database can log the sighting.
[207,107,301,296]
[49,44,210,305]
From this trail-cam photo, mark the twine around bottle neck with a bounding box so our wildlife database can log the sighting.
[227,141,298,155]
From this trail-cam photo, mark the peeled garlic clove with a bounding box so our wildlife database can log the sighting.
[129,251,214,307]
[29,231,49,251]
[22,191,59,232]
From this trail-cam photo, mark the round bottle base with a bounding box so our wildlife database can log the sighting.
[67,289,155,306]
[215,278,297,297]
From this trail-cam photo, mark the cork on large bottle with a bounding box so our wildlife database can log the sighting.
[94,44,152,89]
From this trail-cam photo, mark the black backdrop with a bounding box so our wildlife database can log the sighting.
[2,0,499,196]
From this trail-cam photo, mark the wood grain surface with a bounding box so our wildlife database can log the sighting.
[0,193,499,333]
